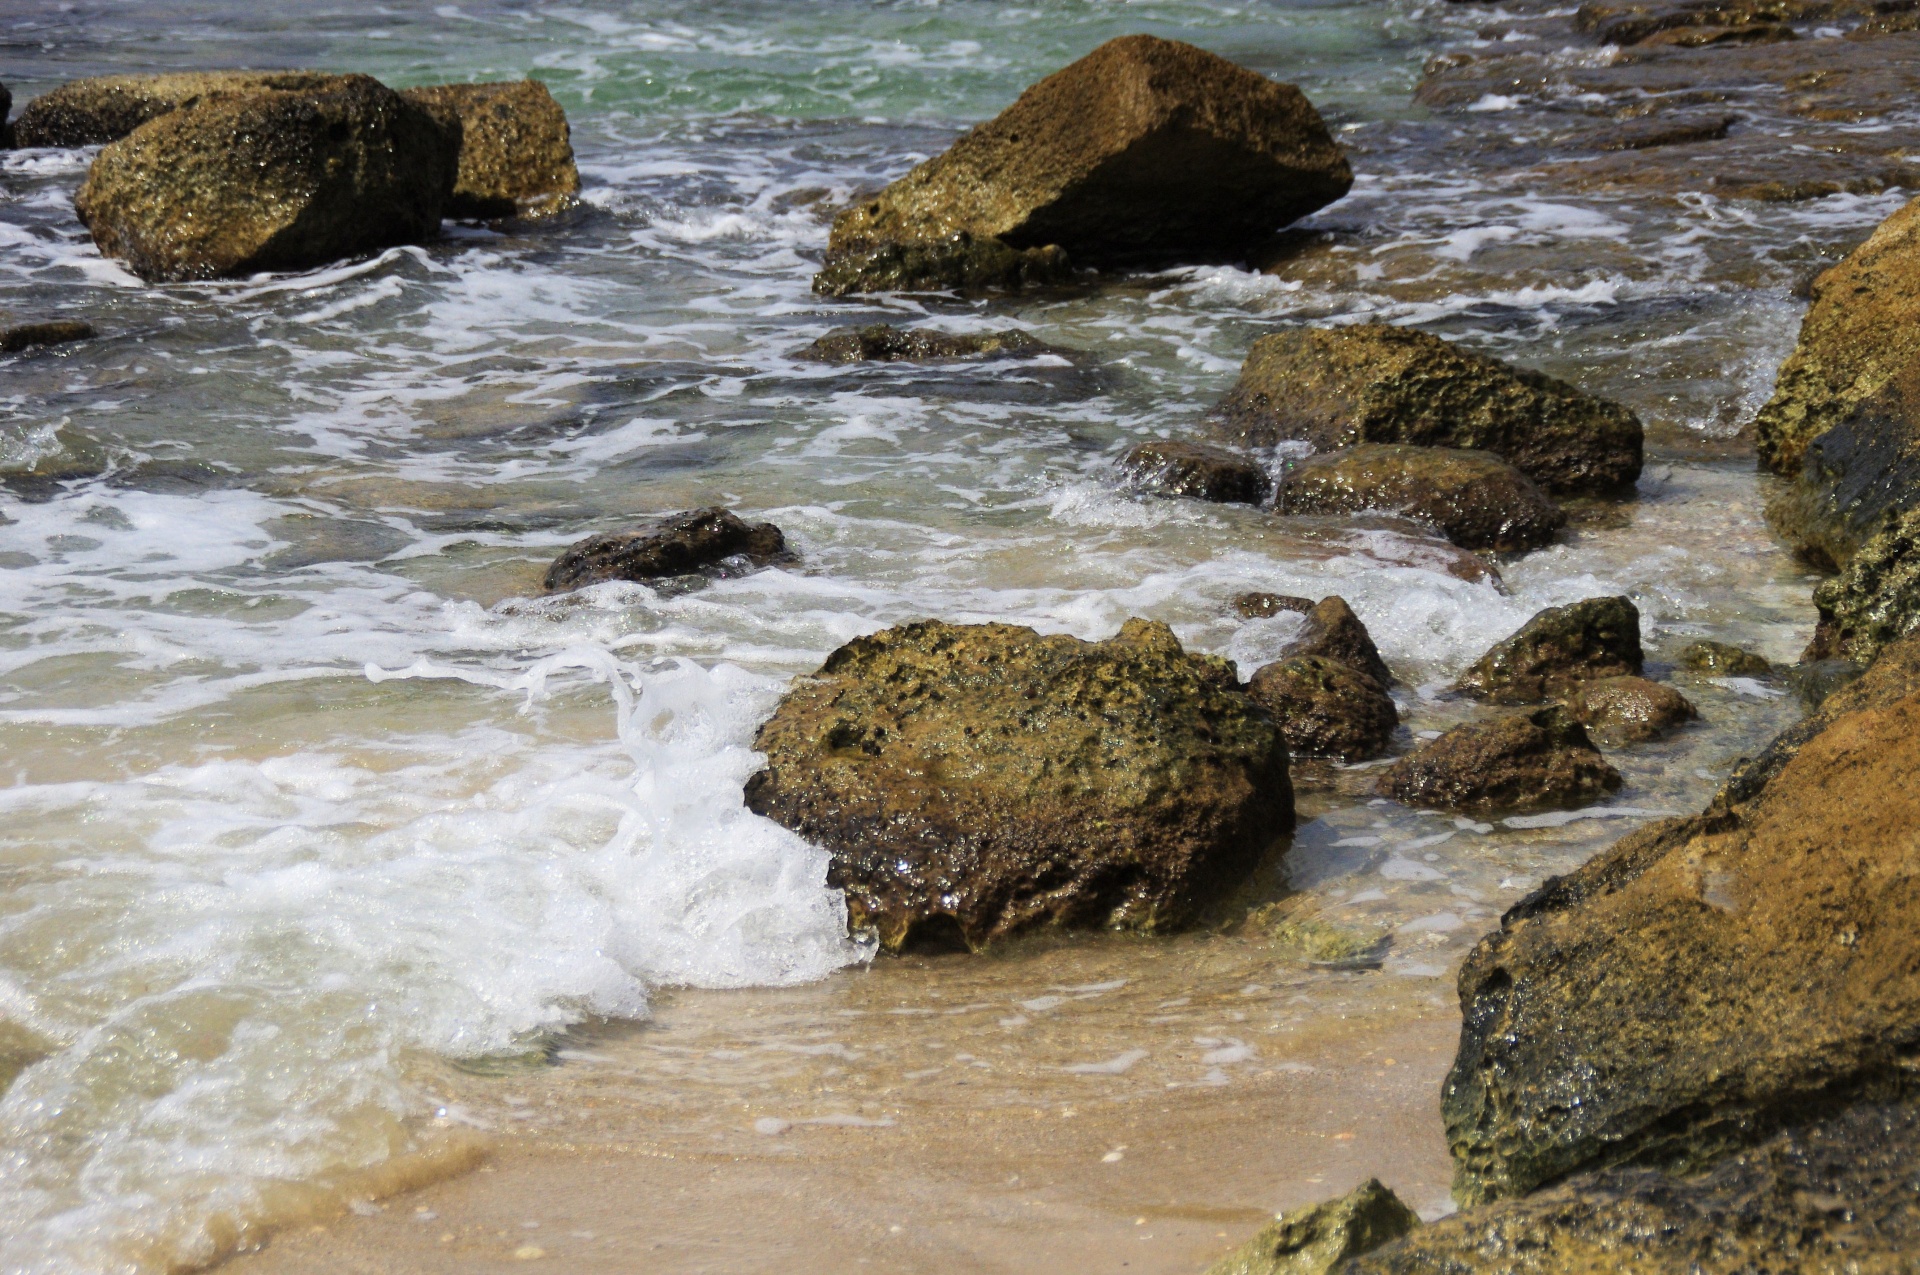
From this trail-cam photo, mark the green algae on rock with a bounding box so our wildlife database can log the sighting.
[1121,440,1271,505]
[1376,707,1621,815]
[1245,654,1398,762]
[1766,358,1920,570]
[743,619,1293,953]
[1235,592,1316,620]
[1804,503,1920,665]
[1276,444,1566,552]
[1456,596,1644,703]
[1563,675,1698,746]
[11,70,343,147]
[791,323,1060,364]
[545,507,786,592]
[1678,639,1771,678]
[815,34,1351,295]
[1283,595,1393,688]
[1212,325,1643,496]
[74,75,455,282]
[399,80,579,219]
[1205,1179,1419,1275]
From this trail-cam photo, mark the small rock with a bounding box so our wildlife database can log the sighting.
[1786,657,1864,709]
[1205,1179,1420,1275]
[813,234,1070,297]
[1281,596,1394,689]
[1235,592,1317,619]
[1276,444,1566,552]
[1679,639,1771,678]
[544,508,786,592]
[400,80,579,219]
[1564,675,1698,745]
[1456,596,1644,703]
[1245,655,1398,762]
[791,324,1058,364]
[0,320,93,354]
[12,70,342,147]
[1121,440,1270,505]
[1376,707,1623,814]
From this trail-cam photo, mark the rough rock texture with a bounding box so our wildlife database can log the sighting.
[791,324,1057,364]
[1121,440,1270,505]
[1377,708,1622,814]
[816,35,1351,294]
[12,71,341,147]
[1276,444,1566,552]
[743,619,1293,952]
[1206,1179,1419,1275]
[399,80,578,218]
[1563,676,1697,745]
[1803,503,1920,665]
[1572,0,1819,45]
[0,82,12,149]
[1212,326,1643,496]
[813,235,1071,297]
[74,75,455,282]
[1766,357,1920,569]
[1456,597,1644,703]
[0,320,93,354]
[1245,655,1398,762]
[1283,596,1393,687]
[1754,196,1920,477]
[1235,592,1316,619]
[1678,639,1770,677]
[545,508,786,592]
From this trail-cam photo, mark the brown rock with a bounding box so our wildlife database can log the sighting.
[1678,639,1772,677]
[1564,675,1698,744]
[1245,655,1398,762]
[399,80,578,218]
[12,70,341,147]
[1803,502,1920,665]
[1277,444,1566,552]
[1234,592,1316,619]
[544,508,786,592]
[791,324,1058,363]
[1121,440,1270,505]
[1593,112,1737,150]
[1765,355,1920,570]
[1285,596,1393,688]
[1456,596,1644,703]
[1206,1179,1420,1275]
[0,320,93,354]
[1572,0,1811,45]
[1377,707,1622,814]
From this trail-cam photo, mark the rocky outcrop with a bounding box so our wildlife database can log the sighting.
[743,619,1293,952]
[1245,655,1398,762]
[0,320,92,354]
[11,71,341,147]
[1378,708,1620,814]
[791,324,1058,363]
[1766,356,1920,570]
[1563,675,1697,745]
[1212,326,1643,496]
[1206,1179,1419,1275]
[399,80,578,218]
[1275,444,1566,552]
[1678,639,1770,677]
[1456,597,1644,703]
[1121,440,1270,505]
[74,75,455,282]
[1803,503,1920,665]
[545,507,786,591]
[815,35,1351,295]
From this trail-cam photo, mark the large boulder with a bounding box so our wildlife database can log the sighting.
[74,75,455,282]
[815,35,1351,295]
[1765,357,1920,570]
[1376,707,1622,814]
[1455,596,1644,703]
[545,507,786,592]
[1275,444,1566,552]
[743,619,1293,952]
[11,70,340,147]
[1245,655,1398,762]
[1206,1179,1419,1275]
[1212,325,1644,496]
[398,80,578,218]
[1121,440,1270,505]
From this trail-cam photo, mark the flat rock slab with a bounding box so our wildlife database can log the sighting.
[1277,444,1565,552]
[544,507,786,592]
[1456,596,1645,703]
[399,80,578,218]
[1121,440,1270,505]
[1377,707,1622,814]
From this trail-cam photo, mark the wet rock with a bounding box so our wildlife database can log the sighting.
[1212,325,1643,496]
[1803,503,1920,665]
[1377,707,1622,814]
[1281,596,1394,688]
[1593,112,1736,150]
[1564,675,1698,744]
[1205,1178,1419,1275]
[1456,596,1644,703]
[791,324,1059,364]
[743,619,1293,953]
[1573,0,1812,46]
[399,80,579,218]
[1678,638,1771,677]
[1121,440,1270,505]
[1787,656,1865,709]
[1245,655,1398,762]
[0,82,11,149]
[816,35,1351,295]
[544,507,786,592]
[0,320,93,354]
[74,75,455,282]
[1276,444,1565,552]
[1766,357,1920,570]
[1234,592,1316,619]
[11,70,341,147]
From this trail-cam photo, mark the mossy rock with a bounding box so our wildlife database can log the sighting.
[1121,440,1271,505]
[1563,675,1697,746]
[1804,503,1920,666]
[400,80,579,218]
[1206,1179,1419,1275]
[1678,639,1771,678]
[544,507,786,592]
[791,324,1060,364]
[1246,654,1398,762]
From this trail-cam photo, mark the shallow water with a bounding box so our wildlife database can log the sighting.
[0,1,1892,1270]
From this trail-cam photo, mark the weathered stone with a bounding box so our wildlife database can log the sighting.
[1572,0,1815,46]
[1803,503,1920,665]
[1765,357,1920,569]
[1593,112,1736,151]
[0,320,93,354]
[544,507,786,592]
[1377,707,1622,814]
[816,35,1351,294]
[1212,325,1643,496]
[1121,440,1269,505]
[1786,656,1865,710]
[1677,639,1771,677]
[12,71,340,147]
[812,234,1071,297]
[0,81,12,149]
[743,619,1293,953]
[1563,675,1697,745]
[1245,655,1398,762]
[791,324,1058,364]
[1282,596,1394,688]
[399,80,578,218]
[1235,592,1316,619]
[74,76,455,282]
[1206,1179,1420,1275]
[1456,597,1644,703]
[1276,444,1566,552]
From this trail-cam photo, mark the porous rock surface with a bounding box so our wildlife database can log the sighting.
[545,507,786,592]
[1276,443,1566,551]
[1455,596,1644,703]
[400,80,579,218]
[1205,1179,1419,1275]
[1212,325,1643,496]
[1121,440,1270,505]
[1803,503,1920,665]
[1765,356,1920,570]
[1377,707,1622,814]
[1235,592,1316,619]
[1678,639,1770,677]
[1563,675,1697,745]
[12,70,342,147]
[1245,655,1398,762]
[743,619,1294,952]
[791,324,1058,364]
[1282,595,1393,688]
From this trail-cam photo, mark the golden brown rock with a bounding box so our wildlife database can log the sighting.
[1563,675,1698,745]
[399,80,578,218]
[1377,707,1621,814]
[1207,1179,1419,1275]
[1677,639,1771,678]
[12,70,342,147]
[1245,655,1398,762]
[1282,595,1393,688]
[0,320,93,354]
[1456,597,1644,703]
[1235,592,1316,619]
[1277,444,1566,552]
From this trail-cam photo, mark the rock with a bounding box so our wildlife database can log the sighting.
[1678,639,1771,677]
[1572,0,1811,46]
[1282,596,1393,688]
[1205,1179,1420,1275]
[544,507,786,592]
[1245,655,1398,762]
[0,81,11,149]
[1593,112,1736,151]
[1765,356,1920,569]
[399,80,578,218]
[1212,325,1643,496]
[1376,707,1622,814]
[1803,503,1920,665]
[1121,440,1270,505]
[0,320,93,354]
[11,70,341,147]
[1276,444,1566,552]
[74,75,455,282]
[1754,195,1920,477]
[742,619,1293,952]
[1563,675,1697,745]
[815,35,1351,295]
[1235,592,1316,619]
[1455,596,1644,703]
[791,324,1058,364]
[1786,656,1865,710]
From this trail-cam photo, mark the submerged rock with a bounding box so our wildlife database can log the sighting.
[743,619,1293,952]
[1120,440,1270,505]
[1235,592,1316,619]
[399,80,579,218]
[1281,595,1393,688]
[1206,1179,1419,1275]
[815,35,1351,295]
[74,75,455,281]
[1456,596,1644,703]
[1212,325,1643,496]
[1804,503,1920,665]
[1786,656,1864,709]
[791,324,1058,364]
[11,70,341,147]
[0,320,93,354]
[1564,675,1697,745]
[1245,655,1398,762]
[1276,444,1566,552]
[544,507,787,592]
[1377,707,1622,814]
[1678,639,1771,677]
